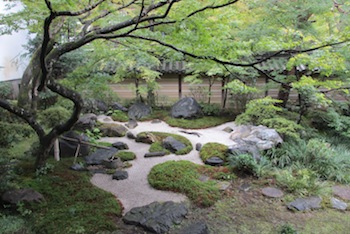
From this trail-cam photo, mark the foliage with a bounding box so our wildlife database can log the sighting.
[38,106,71,129]
[85,128,102,143]
[110,110,129,122]
[228,154,271,178]
[261,117,303,140]
[0,82,13,99]
[279,223,298,234]
[148,160,221,207]
[17,159,122,233]
[0,121,33,148]
[200,103,221,116]
[116,151,136,162]
[0,215,27,234]
[199,143,228,162]
[165,116,233,129]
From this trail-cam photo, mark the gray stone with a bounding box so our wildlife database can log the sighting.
[222,127,234,133]
[239,183,251,192]
[84,148,118,165]
[126,131,136,139]
[110,102,128,112]
[113,170,128,180]
[73,113,97,131]
[151,119,162,124]
[195,143,202,151]
[205,156,225,166]
[112,141,129,150]
[1,188,45,205]
[125,119,138,129]
[180,221,209,234]
[162,136,186,153]
[227,141,261,160]
[170,97,203,119]
[96,99,109,112]
[144,152,167,158]
[123,201,188,234]
[128,102,152,120]
[199,175,210,182]
[102,158,123,169]
[136,132,158,144]
[100,123,128,137]
[261,187,284,198]
[333,185,350,201]
[216,181,231,191]
[70,163,87,171]
[331,197,348,211]
[287,196,322,211]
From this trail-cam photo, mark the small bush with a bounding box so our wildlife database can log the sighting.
[0,122,33,148]
[0,82,13,99]
[228,154,270,177]
[38,106,71,128]
[148,160,221,207]
[200,103,221,116]
[116,151,136,161]
[199,142,228,162]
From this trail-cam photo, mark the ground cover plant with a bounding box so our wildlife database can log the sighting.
[164,116,233,129]
[1,159,122,234]
[199,142,228,162]
[136,131,193,155]
[148,160,232,207]
[116,151,136,161]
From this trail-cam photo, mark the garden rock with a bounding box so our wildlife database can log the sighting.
[73,113,97,131]
[136,132,158,144]
[151,119,162,124]
[162,136,186,153]
[84,148,118,165]
[222,126,233,133]
[287,196,322,211]
[113,170,128,180]
[70,163,87,171]
[102,158,123,169]
[331,197,348,211]
[125,119,138,129]
[110,102,128,112]
[100,123,128,137]
[112,141,129,150]
[1,188,45,205]
[230,125,283,151]
[227,141,260,160]
[53,131,90,157]
[179,221,209,234]
[123,201,188,234]
[126,131,136,139]
[205,156,225,166]
[333,185,350,201]
[128,102,152,120]
[170,97,203,119]
[96,99,109,112]
[144,152,167,158]
[261,187,284,198]
[216,181,231,191]
[195,143,202,151]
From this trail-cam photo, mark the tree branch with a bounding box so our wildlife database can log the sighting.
[186,0,240,18]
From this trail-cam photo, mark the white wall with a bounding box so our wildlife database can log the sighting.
[0,0,29,81]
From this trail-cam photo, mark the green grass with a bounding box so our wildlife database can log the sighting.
[110,110,129,122]
[199,142,228,162]
[164,116,233,129]
[16,159,122,234]
[137,131,193,155]
[148,160,222,207]
[116,151,136,161]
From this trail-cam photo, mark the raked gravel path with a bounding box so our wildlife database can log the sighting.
[90,115,236,214]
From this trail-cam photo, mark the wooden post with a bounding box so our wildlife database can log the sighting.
[54,138,60,161]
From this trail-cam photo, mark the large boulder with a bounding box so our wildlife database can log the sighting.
[1,188,45,206]
[170,97,202,119]
[128,102,152,120]
[83,99,108,113]
[230,125,283,151]
[123,201,188,234]
[99,123,128,137]
[51,131,90,157]
[84,147,118,165]
[73,113,97,131]
[162,136,186,153]
[110,102,128,112]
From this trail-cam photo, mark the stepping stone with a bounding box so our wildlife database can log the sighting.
[331,197,348,211]
[239,183,251,192]
[205,156,225,166]
[333,186,350,201]
[123,201,188,234]
[261,187,284,198]
[287,196,322,211]
[113,170,128,180]
[125,119,138,129]
[199,175,210,182]
[70,163,87,171]
[216,181,231,191]
[144,152,167,158]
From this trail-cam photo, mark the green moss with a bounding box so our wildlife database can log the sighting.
[111,110,129,122]
[116,151,136,161]
[199,142,228,162]
[164,116,233,129]
[148,160,221,207]
[18,159,122,233]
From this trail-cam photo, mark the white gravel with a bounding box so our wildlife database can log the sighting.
[90,116,236,214]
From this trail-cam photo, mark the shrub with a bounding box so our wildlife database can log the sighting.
[148,160,221,207]
[0,82,13,99]
[116,151,136,161]
[199,142,228,162]
[38,106,71,128]
[228,154,271,177]
[0,122,33,148]
[261,117,303,140]
[200,103,221,116]
[110,110,129,122]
